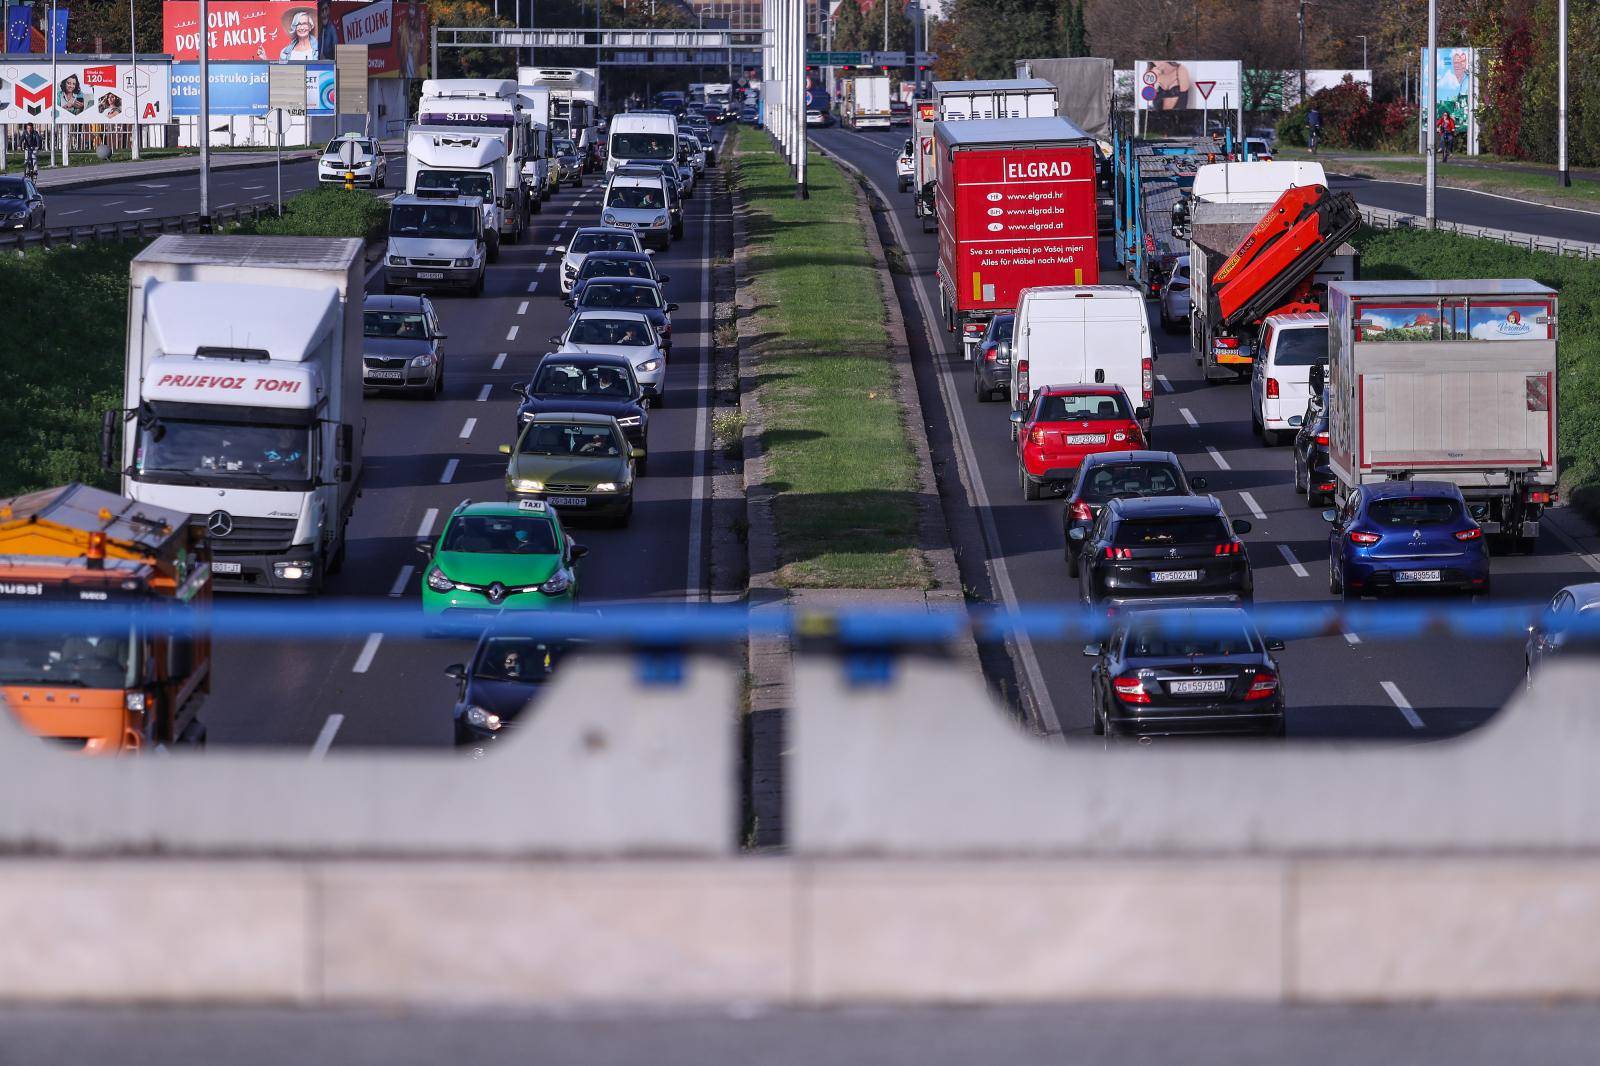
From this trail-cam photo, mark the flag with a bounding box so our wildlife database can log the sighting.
[48,5,66,53]
[4,6,30,54]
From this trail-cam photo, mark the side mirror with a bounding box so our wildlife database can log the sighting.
[569,543,590,561]
[99,408,119,473]
[1191,475,1208,491]
[1321,508,1338,524]
[1231,519,1253,535]
[553,246,567,255]
[1082,643,1102,657]
[1009,411,1025,426]
[444,664,466,681]
[630,447,645,460]
[497,444,512,455]
[415,541,434,558]
[668,302,680,312]
[1067,527,1086,541]
[658,274,671,283]
[1135,406,1152,422]
[549,334,563,345]
[432,332,448,340]
[1265,638,1286,651]
[512,383,528,400]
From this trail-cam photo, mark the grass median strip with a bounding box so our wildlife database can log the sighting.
[733,127,928,589]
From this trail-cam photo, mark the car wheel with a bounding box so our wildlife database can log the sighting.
[487,237,500,264]
[635,455,648,478]
[431,371,443,399]
[1092,697,1105,735]
[1067,544,1080,578]
[1019,463,1042,501]
[472,272,485,298]
[672,222,684,239]
[651,391,666,410]
[1329,555,1343,596]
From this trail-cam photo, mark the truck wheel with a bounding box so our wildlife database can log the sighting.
[1019,464,1042,501]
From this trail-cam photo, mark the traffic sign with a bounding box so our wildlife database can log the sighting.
[866,51,907,66]
[807,51,862,65]
[1195,80,1217,101]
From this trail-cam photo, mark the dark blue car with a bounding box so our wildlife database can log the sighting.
[1324,481,1489,600]
[446,633,573,752]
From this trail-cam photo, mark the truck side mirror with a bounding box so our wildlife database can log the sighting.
[99,409,119,473]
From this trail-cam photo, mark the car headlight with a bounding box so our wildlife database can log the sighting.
[409,353,435,367]
[636,359,660,373]
[426,566,455,592]
[592,482,618,493]
[603,212,618,225]
[563,263,577,277]
[539,568,572,595]
[7,210,24,220]
[453,257,475,267]
[387,254,407,266]
[511,478,545,492]
[462,705,503,732]
[615,415,642,428]
[650,214,668,227]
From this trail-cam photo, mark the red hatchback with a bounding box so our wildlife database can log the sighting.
[1012,385,1145,500]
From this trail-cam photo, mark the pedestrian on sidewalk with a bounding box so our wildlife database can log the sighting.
[1306,107,1322,154]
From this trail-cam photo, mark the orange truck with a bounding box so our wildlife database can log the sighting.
[0,483,211,753]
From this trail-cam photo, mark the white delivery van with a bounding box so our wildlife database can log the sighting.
[1010,285,1155,438]
[607,112,678,174]
[1249,311,1328,445]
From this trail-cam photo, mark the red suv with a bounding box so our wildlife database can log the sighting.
[1011,385,1145,500]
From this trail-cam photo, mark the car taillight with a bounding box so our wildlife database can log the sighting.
[1315,432,1329,446]
[1348,530,1381,545]
[1245,671,1279,701]
[1454,527,1484,541]
[1104,546,1133,560]
[1213,541,1242,556]
[1112,675,1152,704]
[1070,501,1094,522]
[1017,358,1029,375]
[982,343,998,363]
[1030,428,1046,446]
[1142,356,1153,403]
[1526,490,1552,503]
[1266,377,1279,398]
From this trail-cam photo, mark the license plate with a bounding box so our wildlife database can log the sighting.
[366,370,404,381]
[211,561,243,575]
[1396,570,1442,583]
[1168,678,1228,695]
[1150,569,1201,583]
[1066,433,1107,445]
[548,496,587,507]
[416,271,444,280]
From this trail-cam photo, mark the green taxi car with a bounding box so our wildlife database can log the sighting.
[500,413,638,526]
[418,499,587,631]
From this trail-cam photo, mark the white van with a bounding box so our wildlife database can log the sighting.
[607,112,679,174]
[1010,285,1155,438]
[1250,311,1328,445]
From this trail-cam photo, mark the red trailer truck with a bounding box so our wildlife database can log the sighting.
[934,116,1100,359]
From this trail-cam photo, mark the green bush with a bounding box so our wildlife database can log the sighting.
[235,186,388,241]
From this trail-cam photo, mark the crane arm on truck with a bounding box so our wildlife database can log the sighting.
[1209,184,1360,328]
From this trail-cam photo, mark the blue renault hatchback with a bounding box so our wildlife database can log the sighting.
[1324,482,1489,600]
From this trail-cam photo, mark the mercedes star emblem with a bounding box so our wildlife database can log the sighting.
[206,510,234,537]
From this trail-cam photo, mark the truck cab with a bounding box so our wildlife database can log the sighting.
[415,79,532,245]
[406,128,509,261]
[387,193,487,296]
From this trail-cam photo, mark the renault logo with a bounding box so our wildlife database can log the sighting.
[206,510,234,537]
[486,582,507,604]
[1411,529,1424,543]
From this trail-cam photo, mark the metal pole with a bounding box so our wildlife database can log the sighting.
[275,108,283,214]
[1358,35,1367,73]
[1559,0,1570,186]
[796,0,807,198]
[430,23,438,79]
[1425,0,1436,229]
[199,0,213,230]
[1297,0,1307,104]
[130,0,141,159]
[50,0,65,167]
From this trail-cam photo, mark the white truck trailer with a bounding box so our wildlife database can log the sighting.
[107,235,365,594]
[519,67,601,171]
[845,75,893,130]
[406,127,510,260]
[415,79,534,238]
[931,78,1059,121]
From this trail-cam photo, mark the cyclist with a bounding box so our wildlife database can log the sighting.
[1437,112,1457,164]
[18,123,42,178]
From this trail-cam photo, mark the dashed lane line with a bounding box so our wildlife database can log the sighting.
[1238,491,1267,520]
[309,714,344,758]
[505,325,519,342]
[1157,373,1173,393]
[459,417,476,439]
[492,353,507,370]
[1276,543,1309,578]
[416,508,439,539]
[1179,407,1198,427]
[516,300,528,315]
[351,634,383,674]
[387,565,414,597]
[476,384,492,401]
[440,459,459,484]
[1380,680,1426,729]
[1206,446,1231,470]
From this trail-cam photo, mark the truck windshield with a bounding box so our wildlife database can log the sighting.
[136,419,312,486]
[414,170,494,201]
[607,185,664,210]
[0,626,139,689]
[390,203,479,240]
[610,132,675,161]
[1274,328,1329,366]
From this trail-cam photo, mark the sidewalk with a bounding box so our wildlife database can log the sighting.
[1313,149,1600,184]
[26,149,318,192]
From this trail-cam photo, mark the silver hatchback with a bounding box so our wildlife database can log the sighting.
[362,294,447,398]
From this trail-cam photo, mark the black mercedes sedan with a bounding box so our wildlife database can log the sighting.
[1077,496,1253,609]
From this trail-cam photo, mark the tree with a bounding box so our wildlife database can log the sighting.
[1056,0,1088,58]
[834,0,868,52]
[67,0,164,55]
[429,0,515,79]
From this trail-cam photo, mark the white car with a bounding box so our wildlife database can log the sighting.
[1158,254,1191,333]
[896,139,915,193]
[556,226,647,296]
[680,135,706,177]
[1250,312,1329,446]
[317,135,386,187]
[555,310,668,405]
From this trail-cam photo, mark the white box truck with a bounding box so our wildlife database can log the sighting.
[932,78,1059,121]
[845,76,893,130]
[415,79,534,238]
[519,67,601,172]
[406,128,509,261]
[106,235,365,594]
[1009,285,1155,438]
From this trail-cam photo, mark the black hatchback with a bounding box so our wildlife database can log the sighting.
[1077,496,1253,608]
[1085,607,1286,738]
[1292,387,1334,506]
[446,633,573,752]
[1064,451,1206,577]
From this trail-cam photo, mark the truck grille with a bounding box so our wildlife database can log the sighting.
[411,258,453,268]
[210,515,297,555]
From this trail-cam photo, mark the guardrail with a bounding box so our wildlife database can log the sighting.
[0,200,281,253]
[1359,203,1600,259]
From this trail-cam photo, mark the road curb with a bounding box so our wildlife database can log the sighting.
[33,150,320,192]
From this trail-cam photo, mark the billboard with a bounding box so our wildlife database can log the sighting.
[164,2,322,62]
[1254,69,1374,110]
[0,60,172,123]
[173,60,333,116]
[317,0,427,78]
[1419,47,1479,154]
[1134,60,1244,111]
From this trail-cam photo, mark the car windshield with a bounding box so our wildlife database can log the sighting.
[390,203,478,239]
[554,139,576,154]
[1126,623,1256,658]
[364,310,428,338]
[324,139,372,156]
[135,419,312,485]
[580,258,652,281]
[472,637,560,682]
[611,131,676,160]
[1274,327,1329,367]
[572,233,637,254]
[0,628,138,689]
[1077,463,1183,503]
[0,177,27,197]
[607,185,664,210]
[569,318,651,346]
[1114,515,1228,546]
[1369,498,1462,526]
[415,170,494,200]
[582,284,661,310]
[1037,393,1131,422]
[442,514,559,555]
[533,361,635,397]
[519,422,622,457]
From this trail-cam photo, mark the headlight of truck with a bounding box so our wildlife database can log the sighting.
[409,353,435,367]
[539,569,572,595]
[387,254,406,266]
[426,566,455,592]
[511,478,545,492]
[462,706,503,732]
[273,560,314,581]
[453,257,475,267]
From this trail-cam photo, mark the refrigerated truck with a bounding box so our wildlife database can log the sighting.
[911,99,938,227]
[519,67,601,171]
[405,128,510,260]
[1324,279,1560,551]
[934,116,1101,358]
[415,79,534,239]
[931,78,1059,121]
[110,235,365,594]
[844,75,893,130]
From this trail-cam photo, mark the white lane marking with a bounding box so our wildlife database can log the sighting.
[1344,629,1362,646]
[416,508,439,539]
[440,459,459,483]
[309,713,344,759]
[243,184,265,190]
[816,143,1059,735]
[526,281,539,292]
[1238,491,1267,520]
[563,209,574,217]
[476,383,492,402]
[492,352,507,370]
[252,194,270,200]
[136,183,169,189]
[124,208,154,215]
[516,300,529,315]
[56,209,80,216]
[1380,680,1425,729]
[1157,373,1173,393]
[1179,407,1198,427]
[105,200,123,206]
[1206,446,1231,470]
[537,261,547,273]
[352,633,383,674]
[506,325,519,341]
[387,565,415,597]
[1276,543,1309,578]
[459,417,476,439]
[685,166,713,603]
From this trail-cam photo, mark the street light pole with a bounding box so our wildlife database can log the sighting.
[1356,34,1367,73]
[50,0,66,167]
[130,0,141,159]
[1425,0,1436,229]
[1559,0,1570,187]
[199,0,213,231]
[1296,0,1307,104]
[796,0,807,198]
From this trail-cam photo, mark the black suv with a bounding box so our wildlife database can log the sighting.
[1063,451,1206,577]
[1077,496,1253,608]
[516,353,650,472]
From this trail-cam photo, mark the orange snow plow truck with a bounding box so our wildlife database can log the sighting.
[0,483,211,753]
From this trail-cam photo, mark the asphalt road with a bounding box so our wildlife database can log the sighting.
[1328,172,1600,243]
[814,125,1596,739]
[196,149,723,750]
[39,158,328,227]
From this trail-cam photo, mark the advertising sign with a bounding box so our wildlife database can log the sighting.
[340,0,392,47]
[0,60,172,123]
[164,2,322,62]
[173,61,333,116]
[318,0,428,77]
[1419,47,1478,153]
[1133,60,1243,111]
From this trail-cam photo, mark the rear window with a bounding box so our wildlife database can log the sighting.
[991,316,1014,343]
[1077,463,1183,503]
[1272,327,1329,367]
[1126,624,1256,658]
[1368,498,1461,526]
[1114,515,1228,546]
[1037,392,1132,422]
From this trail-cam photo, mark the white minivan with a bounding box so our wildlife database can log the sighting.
[1010,285,1155,439]
[607,112,679,174]
[1250,312,1328,445]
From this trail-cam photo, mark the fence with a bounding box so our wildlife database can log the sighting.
[1358,203,1600,259]
[0,201,281,253]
